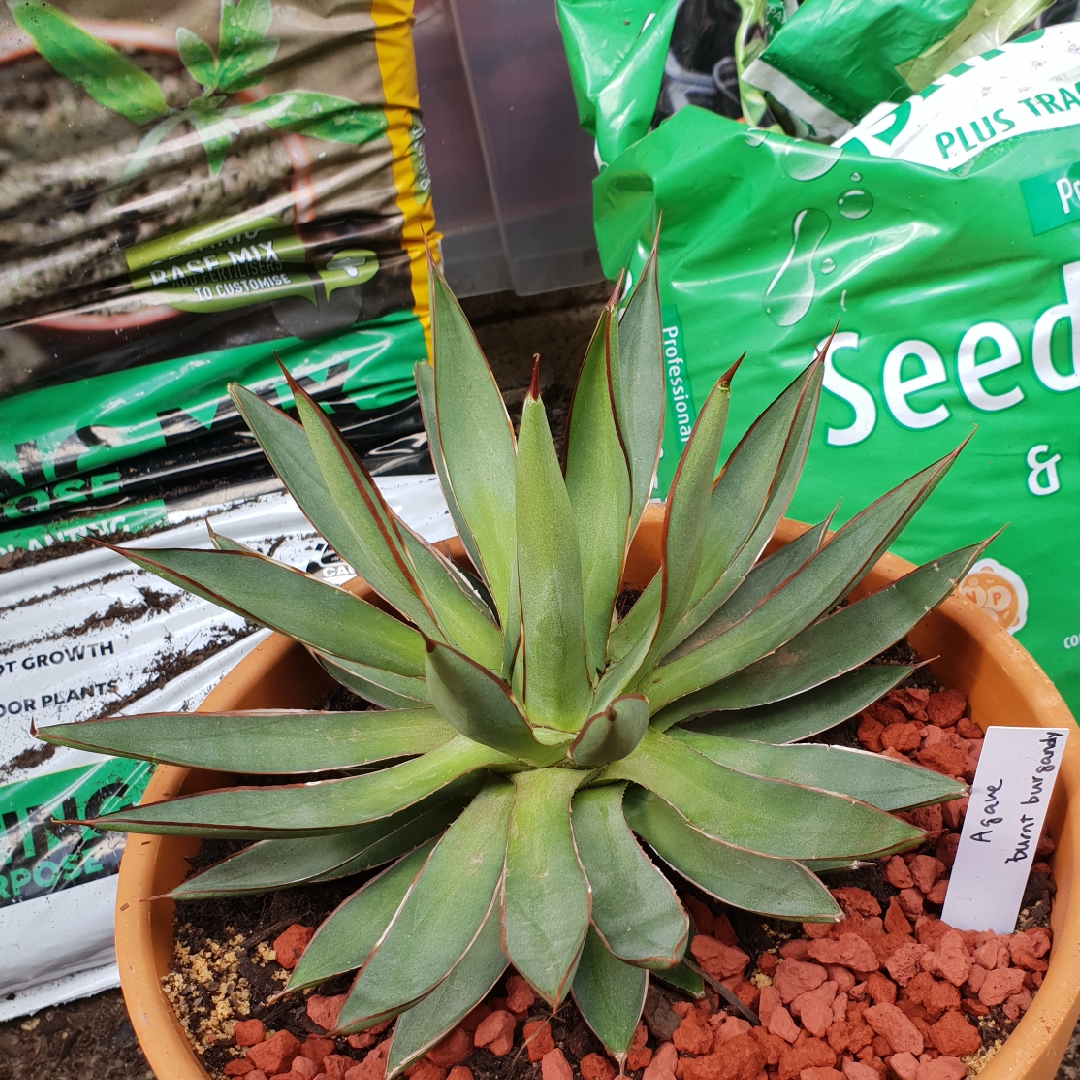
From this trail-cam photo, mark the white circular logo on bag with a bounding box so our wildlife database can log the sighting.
[958,558,1029,635]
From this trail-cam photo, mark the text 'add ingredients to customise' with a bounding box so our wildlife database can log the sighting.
[942,725,1069,933]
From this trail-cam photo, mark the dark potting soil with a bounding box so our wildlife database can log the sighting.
[164,652,1057,1080]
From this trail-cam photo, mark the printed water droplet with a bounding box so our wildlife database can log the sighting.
[838,189,873,219]
[745,129,768,147]
[763,208,831,327]
[820,257,836,274]
[776,142,841,181]
[850,171,862,182]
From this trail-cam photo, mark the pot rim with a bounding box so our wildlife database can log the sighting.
[113,510,1080,1080]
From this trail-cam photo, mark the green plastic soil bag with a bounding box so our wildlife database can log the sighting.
[743,0,1051,137]
[592,28,1080,716]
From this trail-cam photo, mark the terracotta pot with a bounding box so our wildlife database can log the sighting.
[114,510,1080,1080]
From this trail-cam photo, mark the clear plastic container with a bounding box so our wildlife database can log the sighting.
[413,0,605,296]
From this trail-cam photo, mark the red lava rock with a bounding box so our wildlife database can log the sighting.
[887,688,930,715]
[870,703,908,727]
[964,965,988,995]
[759,986,782,1026]
[542,1050,573,1080]
[447,1068,473,1080]
[713,1017,752,1042]
[927,1012,980,1057]
[523,1021,556,1063]
[225,1063,256,1077]
[883,858,914,891]
[857,714,884,752]
[427,1027,473,1068]
[644,1043,680,1080]
[1023,927,1051,957]
[916,745,967,779]
[273,925,315,970]
[866,974,898,1006]
[628,1046,654,1072]
[306,995,347,1032]
[674,1010,715,1055]
[800,1069,842,1080]
[926,881,949,906]
[774,959,829,1004]
[831,890,881,919]
[884,899,912,936]
[460,1005,490,1034]
[290,1058,321,1080]
[235,1020,267,1047]
[841,1061,879,1080]
[300,1036,336,1063]
[691,935,750,979]
[505,975,536,1015]
[680,1034,765,1080]
[781,940,812,961]
[927,691,967,727]
[1003,989,1033,1020]
[247,1030,302,1075]
[914,1058,966,1080]
[322,1057,358,1080]
[751,1027,787,1066]
[245,1072,268,1080]
[905,974,959,1020]
[685,896,715,936]
[473,1010,516,1057]
[885,943,927,987]
[759,953,779,975]
[864,1005,924,1056]
[921,932,970,988]
[886,1052,919,1080]
[768,1006,803,1044]
[971,938,1001,970]
[347,1034,377,1052]
[712,914,740,947]
[978,967,1026,1006]
[581,1053,617,1080]
[1008,943,1049,973]
[825,1022,851,1054]
[804,922,833,940]
[672,1002,695,1019]
[808,934,878,973]
[828,966,856,993]
[793,983,839,1038]
[404,1066,447,1080]
[778,1036,837,1080]
[907,858,944,896]
[881,724,922,753]
[345,1041,391,1080]
[897,890,925,921]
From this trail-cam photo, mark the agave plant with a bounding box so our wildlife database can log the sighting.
[38,239,978,1069]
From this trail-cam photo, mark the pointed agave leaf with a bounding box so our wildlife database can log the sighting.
[172,790,471,899]
[606,574,660,667]
[314,653,429,709]
[564,302,632,676]
[623,786,842,921]
[39,707,453,774]
[571,783,687,967]
[569,696,650,769]
[679,664,913,743]
[111,545,424,676]
[335,778,514,1030]
[648,372,733,662]
[502,768,590,1006]
[430,262,518,622]
[613,232,665,535]
[652,961,705,997]
[501,556,521,683]
[593,608,660,712]
[516,378,592,731]
[572,927,648,1060]
[651,543,986,723]
[670,731,967,812]
[387,896,508,1076]
[87,736,514,837]
[601,729,923,860]
[288,843,435,992]
[424,639,557,764]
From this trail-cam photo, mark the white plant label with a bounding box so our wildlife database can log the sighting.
[941,725,1069,934]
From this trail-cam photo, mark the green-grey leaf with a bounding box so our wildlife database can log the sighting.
[652,961,704,997]
[502,768,589,1006]
[425,639,556,764]
[571,783,687,967]
[336,778,514,1030]
[602,729,923,860]
[88,735,513,837]
[516,386,592,731]
[12,0,171,124]
[678,664,913,742]
[654,543,985,718]
[37,706,452,774]
[170,791,469,898]
[572,927,648,1059]
[670,731,967,812]
[569,695,650,769]
[387,898,508,1076]
[314,653,430,710]
[288,842,434,993]
[564,303,631,675]
[623,786,842,921]
[111,543,424,676]
[613,235,665,534]
[431,263,517,623]
[175,27,217,90]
